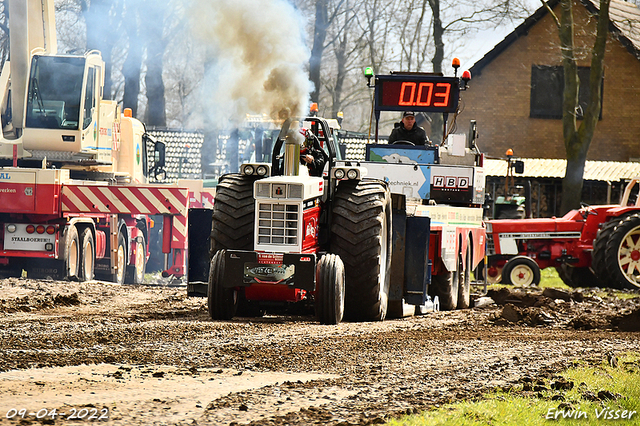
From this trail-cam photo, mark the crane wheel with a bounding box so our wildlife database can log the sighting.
[126,235,146,284]
[208,250,238,320]
[79,228,95,282]
[330,180,392,321]
[65,225,80,281]
[315,254,345,325]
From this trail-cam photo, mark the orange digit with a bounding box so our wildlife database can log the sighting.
[416,82,433,106]
[399,82,416,106]
[433,83,451,107]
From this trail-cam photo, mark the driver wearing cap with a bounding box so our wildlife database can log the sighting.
[389,111,429,146]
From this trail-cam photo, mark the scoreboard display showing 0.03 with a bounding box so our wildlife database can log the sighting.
[375,74,460,114]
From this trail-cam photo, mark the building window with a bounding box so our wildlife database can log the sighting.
[530,65,602,119]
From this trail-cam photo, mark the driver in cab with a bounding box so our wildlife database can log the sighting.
[389,111,429,146]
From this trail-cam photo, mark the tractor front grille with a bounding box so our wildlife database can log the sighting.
[257,203,299,245]
[486,233,495,255]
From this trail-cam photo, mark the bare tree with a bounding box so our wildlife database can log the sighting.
[540,0,611,213]
[81,0,124,99]
[122,0,142,116]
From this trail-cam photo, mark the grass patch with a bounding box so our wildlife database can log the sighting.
[538,268,570,290]
[388,353,640,426]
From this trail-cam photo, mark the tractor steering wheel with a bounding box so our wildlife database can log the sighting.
[391,140,415,146]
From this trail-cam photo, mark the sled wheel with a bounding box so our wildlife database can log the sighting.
[330,179,392,321]
[126,235,146,284]
[65,225,80,281]
[79,228,95,282]
[208,250,238,320]
[457,241,471,309]
[605,213,640,289]
[502,256,540,287]
[315,253,345,325]
[430,269,459,311]
[592,216,624,288]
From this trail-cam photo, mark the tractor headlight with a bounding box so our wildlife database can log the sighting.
[243,165,255,176]
[334,169,345,179]
[256,165,268,176]
[6,224,16,233]
[347,169,358,180]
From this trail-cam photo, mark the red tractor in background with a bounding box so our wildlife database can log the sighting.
[485,179,640,290]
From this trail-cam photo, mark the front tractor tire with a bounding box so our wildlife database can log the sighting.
[315,254,346,325]
[603,213,640,289]
[330,180,392,321]
[210,174,258,255]
[208,250,238,320]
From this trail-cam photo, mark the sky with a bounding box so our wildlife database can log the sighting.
[458,0,543,71]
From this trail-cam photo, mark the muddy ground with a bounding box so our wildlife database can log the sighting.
[0,277,639,425]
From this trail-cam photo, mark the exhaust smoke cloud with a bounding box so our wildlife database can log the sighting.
[188,0,312,126]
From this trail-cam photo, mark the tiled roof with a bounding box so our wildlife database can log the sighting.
[484,157,640,181]
[587,0,640,57]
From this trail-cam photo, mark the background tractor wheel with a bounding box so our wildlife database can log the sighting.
[210,174,258,255]
[592,216,624,288]
[315,254,345,325]
[330,180,392,321]
[457,242,471,309]
[502,256,540,286]
[556,264,602,288]
[604,213,640,289]
[208,250,238,320]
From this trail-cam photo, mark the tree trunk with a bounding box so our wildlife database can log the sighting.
[142,0,167,127]
[559,0,610,214]
[122,0,142,117]
[309,0,329,104]
[82,0,119,100]
[428,0,444,143]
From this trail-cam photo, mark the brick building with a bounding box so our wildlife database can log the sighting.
[459,0,640,162]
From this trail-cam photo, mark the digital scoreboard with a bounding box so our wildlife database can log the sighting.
[375,74,460,114]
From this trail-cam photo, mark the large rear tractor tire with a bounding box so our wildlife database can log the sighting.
[330,180,392,321]
[79,228,95,282]
[210,174,258,255]
[603,213,640,289]
[457,242,471,309]
[208,250,238,320]
[555,264,602,288]
[592,216,624,288]
[315,254,345,325]
[502,256,540,287]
